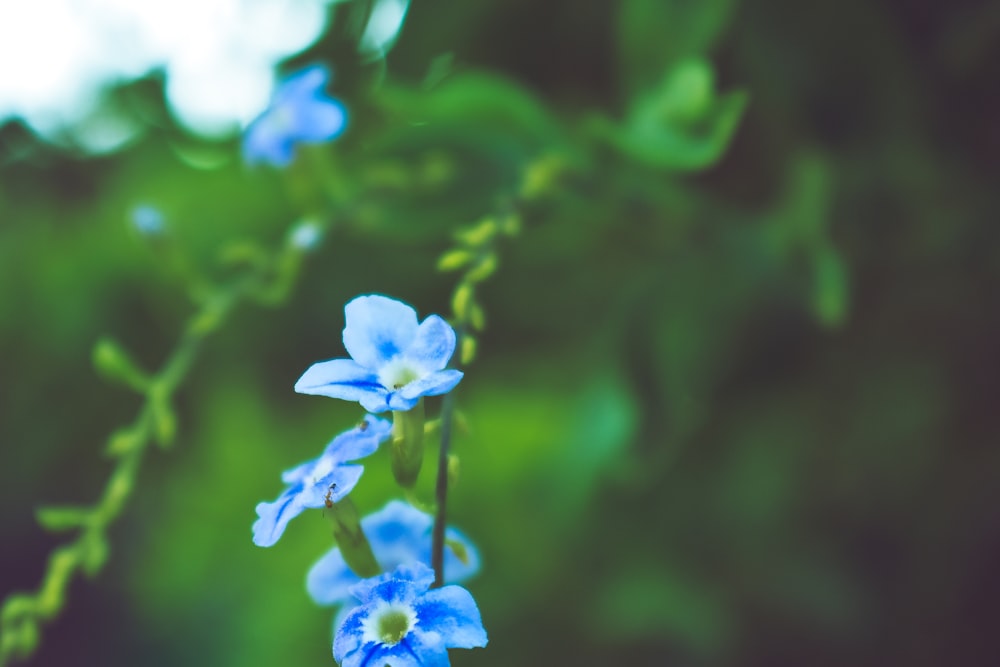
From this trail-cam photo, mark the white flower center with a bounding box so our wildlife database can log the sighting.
[378,358,423,391]
[361,600,418,646]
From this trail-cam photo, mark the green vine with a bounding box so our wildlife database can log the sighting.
[0,220,319,667]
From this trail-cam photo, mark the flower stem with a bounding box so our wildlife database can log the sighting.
[431,387,456,589]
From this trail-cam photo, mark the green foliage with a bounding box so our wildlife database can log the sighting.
[617,0,739,94]
[596,57,748,170]
[2,1,997,666]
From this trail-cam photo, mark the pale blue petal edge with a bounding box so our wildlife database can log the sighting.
[404,315,457,373]
[343,295,419,370]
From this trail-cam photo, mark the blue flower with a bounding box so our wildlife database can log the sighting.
[130,205,165,236]
[243,64,347,167]
[307,500,480,607]
[294,295,463,413]
[252,415,391,547]
[334,562,487,667]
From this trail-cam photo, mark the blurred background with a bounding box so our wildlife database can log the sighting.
[1,0,999,665]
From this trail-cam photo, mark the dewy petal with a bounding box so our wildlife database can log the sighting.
[252,483,308,547]
[414,585,488,649]
[293,97,347,142]
[343,295,419,370]
[404,315,457,373]
[294,359,387,406]
[398,369,463,401]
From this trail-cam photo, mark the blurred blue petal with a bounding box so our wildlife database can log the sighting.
[307,500,481,605]
[243,63,347,167]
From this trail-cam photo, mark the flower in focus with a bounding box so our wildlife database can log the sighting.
[252,415,391,547]
[307,500,480,606]
[295,295,463,413]
[242,64,346,167]
[334,562,487,667]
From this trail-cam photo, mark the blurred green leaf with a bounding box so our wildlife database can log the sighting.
[598,58,748,170]
[812,244,849,328]
[437,248,475,272]
[375,72,562,150]
[35,507,90,533]
[150,393,177,448]
[617,0,739,94]
[92,337,150,393]
[79,533,109,577]
[764,153,834,257]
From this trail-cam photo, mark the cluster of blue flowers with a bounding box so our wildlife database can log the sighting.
[253,294,486,666]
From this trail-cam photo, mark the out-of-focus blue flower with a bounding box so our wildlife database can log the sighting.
[289,219,323,250]
[307,500,480,606]
[252,415,391,547]
[130,205,165,236]
[242,64,346,167]
[295,295,463,413]
[334,562,487,667]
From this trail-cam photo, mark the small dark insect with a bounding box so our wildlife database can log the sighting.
[358,419,369,431]
[324,483,337,509]
[393,383,404,389]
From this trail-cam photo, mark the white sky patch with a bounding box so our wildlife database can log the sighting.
[0,0,337,146]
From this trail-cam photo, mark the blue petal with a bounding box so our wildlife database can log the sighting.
[300,464,365,508]
[333,604,370,662]
[242,117,294,167]
[368,635,448,667]
[291,97,347,143]
[359,391,394,414]
[294,359,387,405]
[308,500,429,606]
[349,562,434,604]
[400,631,451,667]
[343,295,419,370]
[275,64,330,103]
[307,547,359,605]
[414,586,487,649]
[280,459,315,484]
[398,369,463,401]
[403,315,457,373]
[440,527,482,585]
[366,501,432,566]
[344,640,429,667]
[322,415,392,462]
[252,483,307,547]
[386,391,420,412]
